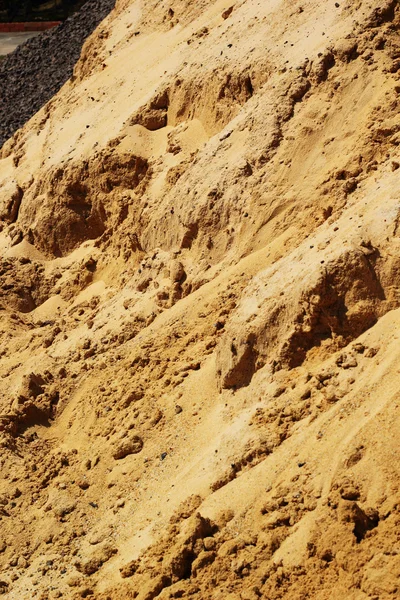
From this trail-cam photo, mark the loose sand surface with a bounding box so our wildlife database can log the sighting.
[0,1,399,599]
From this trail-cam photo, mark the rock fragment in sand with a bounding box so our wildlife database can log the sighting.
[76,477,90,490]
[113,435,143,459]
[170,260,186,283]
[120,559,139,578]
[74,543,117,575]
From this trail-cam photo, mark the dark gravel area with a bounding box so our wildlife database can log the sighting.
[0,0,116,149]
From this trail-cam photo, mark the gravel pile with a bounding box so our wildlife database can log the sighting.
[0,0,116,148]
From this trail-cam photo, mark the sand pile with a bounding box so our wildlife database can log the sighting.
[0,0,399,598]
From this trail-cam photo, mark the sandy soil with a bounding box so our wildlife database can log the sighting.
[0,1,399,599]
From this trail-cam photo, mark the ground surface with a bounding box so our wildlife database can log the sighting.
[0,0,399,599]
[0,32,39,55]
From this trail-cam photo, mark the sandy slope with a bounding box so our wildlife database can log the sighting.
[0,0,399,599]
